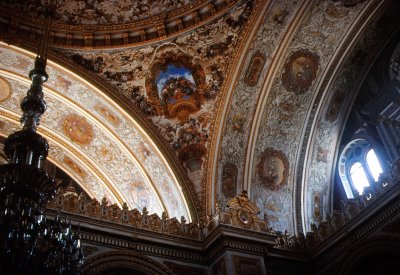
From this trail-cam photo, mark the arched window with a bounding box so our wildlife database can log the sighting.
[366,149,383,181]
[349,162,370,195]
[338,140,383,199]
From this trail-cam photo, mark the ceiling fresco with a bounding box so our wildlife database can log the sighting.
[51,0,256,218]
[3,0,194,24]
[302,2,400,232]
[249,0,373,232]
[0,44,191,221]
[1,0,399,236]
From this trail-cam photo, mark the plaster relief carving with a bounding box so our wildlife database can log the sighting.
[219,191,269,232]
[62,114,94,146]
[178,143,206,173]
[282,49,320,94]
[316,146,329,163]
[63,156,87,179]
[313,192,323,221]
[326,90,345,122]
[244,51,266,87]
[5,0,192,25]
[0,76,11,102]
[56,1,254,208]
[94,103,121,126]
[272,8,289,24]
[222,163,238,198]
[257,147,289,190]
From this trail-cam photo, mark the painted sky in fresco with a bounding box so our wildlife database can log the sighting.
[156,64,196,98]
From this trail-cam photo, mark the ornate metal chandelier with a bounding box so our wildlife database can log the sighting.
[0,8,83,274]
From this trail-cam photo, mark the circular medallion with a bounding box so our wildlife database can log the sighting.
[282,50,320,94]
[257,147,289,190]
[238,209,251,225]
[62,114,94,145]
[0,77,12,102]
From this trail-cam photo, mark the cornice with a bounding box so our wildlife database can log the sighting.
[311,183,400,263]
[0,0,240,50]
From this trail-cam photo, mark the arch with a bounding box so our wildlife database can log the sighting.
[0,42,194,221]
[81,251,174,275]
[297,0,396,233]
[337,139,383,198]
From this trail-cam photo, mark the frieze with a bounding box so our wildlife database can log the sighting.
[274,175,399,252]
[47,188,273,241]
[48,190,203,240]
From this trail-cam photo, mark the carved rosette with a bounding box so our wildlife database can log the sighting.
[257,147,289,190]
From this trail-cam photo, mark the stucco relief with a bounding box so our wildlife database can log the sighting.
[4,77,164,214]
[0,76,11,102]
[59,1,254,206]
[64,155,87,179]
[257,147,289,191]
[244,51,266,87]
[94,103,121,126]
[305,10,386,228]
[218,0,300,213]
[0,46,192,220]
[4,0,192,25]
[222,162,238,198]
[281,50,320,94]
[252,183,291,231]
[0,118,115,204]
[250,0,367,232]
[62,114,95,146]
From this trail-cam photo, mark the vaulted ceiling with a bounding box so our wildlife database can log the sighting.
[1,0,399,235]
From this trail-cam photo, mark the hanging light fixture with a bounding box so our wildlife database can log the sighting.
[0,5,83,274]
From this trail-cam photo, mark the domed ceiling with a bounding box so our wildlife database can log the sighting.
[1,0,399,234]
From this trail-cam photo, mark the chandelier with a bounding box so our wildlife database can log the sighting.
[0,7,84,275]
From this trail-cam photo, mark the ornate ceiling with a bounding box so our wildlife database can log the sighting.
[1,0,399,234]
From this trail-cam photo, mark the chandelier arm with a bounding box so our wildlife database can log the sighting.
[0,2,84,273]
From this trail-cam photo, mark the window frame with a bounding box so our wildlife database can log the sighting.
[338,139,383,199]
